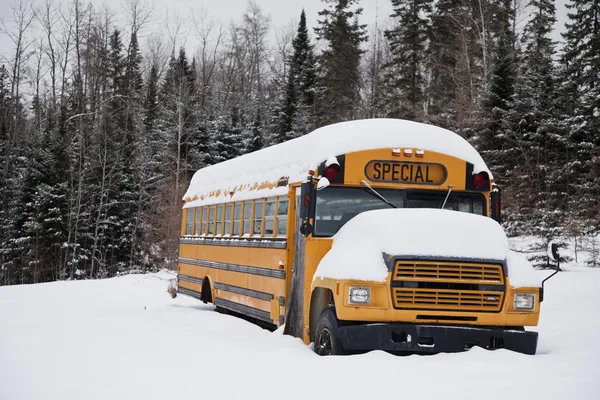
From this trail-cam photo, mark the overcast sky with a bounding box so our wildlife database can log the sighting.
[0,0,570,66]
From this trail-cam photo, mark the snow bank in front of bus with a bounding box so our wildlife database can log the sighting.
[313,209,541,288]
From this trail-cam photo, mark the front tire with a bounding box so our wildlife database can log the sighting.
[314,307,346,356]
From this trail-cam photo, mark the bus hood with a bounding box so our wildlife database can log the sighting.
[313,209,541,288]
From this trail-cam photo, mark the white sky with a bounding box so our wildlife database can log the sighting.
[0,0,569,68]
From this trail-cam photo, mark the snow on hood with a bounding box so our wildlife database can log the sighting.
[313,209,541,288]
[183,119,491,208]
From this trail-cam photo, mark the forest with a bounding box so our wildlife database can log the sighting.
[0,0,598,285]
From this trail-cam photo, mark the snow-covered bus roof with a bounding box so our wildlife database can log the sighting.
[183,118,490,208]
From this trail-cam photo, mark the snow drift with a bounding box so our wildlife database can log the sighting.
[314,209,541,288]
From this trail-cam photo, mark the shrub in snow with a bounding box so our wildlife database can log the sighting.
[584,236,600,268]
[167,280,178,298]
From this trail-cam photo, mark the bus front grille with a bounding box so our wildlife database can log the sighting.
[391,260,505,312]
[392,288,504,312]
[393,261,504,283]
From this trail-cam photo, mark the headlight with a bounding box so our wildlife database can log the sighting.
[514,293,535,311]
[349,286,371,305]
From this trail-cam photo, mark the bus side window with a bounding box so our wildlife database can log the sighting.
[185,208,194,235]
[194,207,202,235]
[242,201,252,236]
[264,199,276,237]
[276,197,288,237]
[253,199,264,236]
[224,204,233,236]
[201,206,208,235]
[233,203,242,236]
[208,206,215,236]
[216,204,224,236]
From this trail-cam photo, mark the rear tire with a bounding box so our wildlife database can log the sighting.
[314,307,346,356]
[200,278,213,304]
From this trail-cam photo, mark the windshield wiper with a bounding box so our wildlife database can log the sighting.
[441,185,453,209]
[360,180,398,209]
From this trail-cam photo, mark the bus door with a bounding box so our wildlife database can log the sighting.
[284,185,306,338]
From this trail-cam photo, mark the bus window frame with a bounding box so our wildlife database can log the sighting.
[194,207,202,236]
[233,202,242,236]
[208,206,216,236]
[216,204,224,236]
[313,186,486,238]
[224,203,233,237]
[252,199,265,237]
[242,200,253,237]
[276,196,289,238]
[264,198,276,238]
[185,208,194,236]
[200,206,208,236]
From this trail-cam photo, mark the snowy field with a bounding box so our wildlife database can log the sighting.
[1,258,599,399]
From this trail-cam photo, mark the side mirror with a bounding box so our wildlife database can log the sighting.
[300,221,313,236]
[550,243,560,262]
[542,241,561,301]
[491,185,502,223]
[299,173,316,237]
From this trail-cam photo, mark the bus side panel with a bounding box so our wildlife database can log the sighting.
[179,242,288,325]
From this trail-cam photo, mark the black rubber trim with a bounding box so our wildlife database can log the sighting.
[178,258,286,280]
[337,323,538,355]
[278,296,285,306]
[215,298,273,323]
[179,287,202,299]
[214,282,274,302]
[177,274,203,285]
[180,237,287,249]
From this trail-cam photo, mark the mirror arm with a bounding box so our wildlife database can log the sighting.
[540,257,560,302]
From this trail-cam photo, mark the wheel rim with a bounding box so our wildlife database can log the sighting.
[317,328,333,356]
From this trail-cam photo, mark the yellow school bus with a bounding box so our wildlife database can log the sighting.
[177,119,542,355]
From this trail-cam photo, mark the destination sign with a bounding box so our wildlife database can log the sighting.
[364,160,447,185]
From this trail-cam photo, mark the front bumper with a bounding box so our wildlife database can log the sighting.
[338,323,538,355]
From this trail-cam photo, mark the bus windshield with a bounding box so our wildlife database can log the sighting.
[314,187,485,237]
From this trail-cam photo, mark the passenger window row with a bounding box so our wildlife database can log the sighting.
[184,196,289,238]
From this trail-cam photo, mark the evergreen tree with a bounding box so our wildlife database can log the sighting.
[560,0,600,232]
[314,0,368,125]
[124,32,143,97]
[195,119,216,167]
[273,10,317,144]
[510,0,563,239]
[474,0,519,225]
[144,64,159,134]
[211,113,244,164]
[247,111,264,153]
[159,48,198,180]
[383,0,433,120]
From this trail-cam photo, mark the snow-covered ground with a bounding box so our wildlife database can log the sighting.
[1,259,599,399]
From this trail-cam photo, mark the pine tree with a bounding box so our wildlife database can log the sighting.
[273,10,317,144]
[560,0,600,232]
[474,0,520,232]
[247,111,264,153]
[124,32,143,97]
[144,64,159,134]
[315,0,368,125]
[383,0,433,120]
[510,0,563,239]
